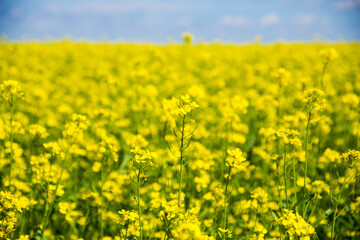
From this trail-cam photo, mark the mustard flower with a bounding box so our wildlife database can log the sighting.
[172,95,199,117]
[0,80,24,104]
[302,88,326,113]
[183,32,194,45]
[277,209,315,238]
[130,146,152,165]
[226,148,246,170]
[0,191,22,238]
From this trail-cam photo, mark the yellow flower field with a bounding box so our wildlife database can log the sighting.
[0,41,359,239]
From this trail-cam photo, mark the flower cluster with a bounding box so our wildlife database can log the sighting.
[277,209,315,239]
[0,191,22,238]
[172,95,199,117]
[251,187,268,204]
[226,148,246,170]
[58,201,83,224]
[63,113,90,138]
[183,32,193,45]
[276,128,302,147]
[0,80,24,104]
[29,124,49,139]
[130,146,152,165]
[116,209,139,238]
[98,136,120,162]
[271,68,291,86]
[302,88,326,113]
[218,228,233,239]
[319,48,338,63]
[340,149,360,168]
[117,209,139,225]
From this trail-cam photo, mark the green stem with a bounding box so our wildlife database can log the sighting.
[42,136,74,231]
[320,60,329,89]
[223,166,231,236]
[292,156,298,212]
[284,146,288,209]
[276,155,283,215]
[9,98,14,190]
[178,116,185,211]
[100,156,105,240]
[277,81,282,127]
[253,205,259,234]
[304,198,311,219]
[331,169,350,239]
[82,202,90,237]
[308,195,319,221]
[303,110,311,216]
[331,200,338,240]
[137,166,143,240]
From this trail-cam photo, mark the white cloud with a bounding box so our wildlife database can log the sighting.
[334,0,360,10]
[141,15,163,27]
[220,15,248,27]
[47,1,187,15]
[260,13,280,26]
[177,16,193,27]
[294,14,316,26]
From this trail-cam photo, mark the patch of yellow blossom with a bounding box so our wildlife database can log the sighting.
[226,148,246,170]
[0,80,24,104]
[0,191,22,239]
[172,95,199,117]
[277,209,315,239]
[130,146,152,165]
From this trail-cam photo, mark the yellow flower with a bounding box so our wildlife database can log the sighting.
[171,95,199,116]
[0,80,24,104]
[0,191,22,238]
[17,235,30,240]
[251,187,268,203]
[130,146,152,164]
[277,209,315,237]
[302,88,326,112]
[218,228,233,238]
[226,148,246,170]
[319,48,338,62]
[183,32,194,45]
[276,128,301,147]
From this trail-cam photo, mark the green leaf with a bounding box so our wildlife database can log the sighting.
[292,194,315,210]
[271,210,280,219]
[119,153,131,173]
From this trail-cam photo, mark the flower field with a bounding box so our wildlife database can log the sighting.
[0,41,360,240]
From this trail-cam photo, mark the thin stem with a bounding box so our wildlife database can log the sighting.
[9,98,14,190]
[223,166,231,236]
[304,198,312,219]
[309,195,319,221]
[137,166,143,240]
[292,156,298,212]
[42,136,74,231]
[100,156,105,240]
[277,80,282,127]
[320,60,329,89]
[82,202,90,237]
[253,205,259,234]
[284,146,289,209]
[331,198,338,239]
[331,169,351,239]
[178,116,186,211]
[303,110,311,216]
[276,155,283,215]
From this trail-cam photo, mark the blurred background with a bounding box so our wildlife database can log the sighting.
[0,0,359,43]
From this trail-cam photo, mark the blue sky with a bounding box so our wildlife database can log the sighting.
[0,0,359,43]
